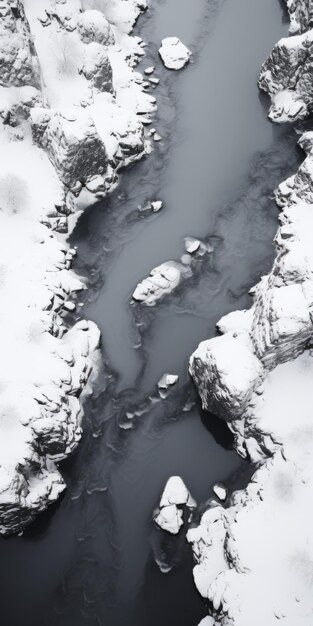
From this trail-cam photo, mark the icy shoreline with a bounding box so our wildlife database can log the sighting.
[0,0,155,535]
[189,1,313,624]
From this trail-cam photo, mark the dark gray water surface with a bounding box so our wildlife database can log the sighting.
[0,1,302,626]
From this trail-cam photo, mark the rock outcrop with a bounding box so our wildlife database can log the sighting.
[0,0,155,535]
[188,1,313,624]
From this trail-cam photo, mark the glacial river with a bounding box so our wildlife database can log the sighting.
[0,1,301,625]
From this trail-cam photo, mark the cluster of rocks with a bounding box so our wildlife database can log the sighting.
[187,1,313,624]
[0,0,155,535]
[132,238,212,306]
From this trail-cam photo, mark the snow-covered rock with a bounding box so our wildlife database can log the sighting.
[212,484,227,502]
[160,476,197,509]
[185,237,201,254]
[132,261,183,306]
[151,200,163,212]
[0,0,155,535]
[154,476,196,534]
[154,504,184,535]
[159,37,191,71]
[144,65,155,75]
[188,2,313,624]
[158,373,179,391]
[184,237,212,256]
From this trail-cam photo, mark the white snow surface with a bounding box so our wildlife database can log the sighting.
[159,476,197,509]
[159,37,191,71]
[0,0,155,535]
[188,1,313,624]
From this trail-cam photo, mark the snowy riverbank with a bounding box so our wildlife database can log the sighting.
[188,0,313,624]
[0,0,155,535]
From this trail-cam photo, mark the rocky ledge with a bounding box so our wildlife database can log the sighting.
[0,0,155,535]
[188,1,313,624]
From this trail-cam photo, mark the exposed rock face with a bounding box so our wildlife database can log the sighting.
[286,0,313,33]
[259,1,313,122]
[0,0,155,535]
[188,1,313,624]
[0,0,39,87]
[77,10,115,45]
[33,109,108,187]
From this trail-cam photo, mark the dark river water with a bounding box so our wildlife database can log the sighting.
[0,1,302,626]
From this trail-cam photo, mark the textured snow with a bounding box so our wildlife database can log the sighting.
[0,0,155,535]
[259,17,313,122]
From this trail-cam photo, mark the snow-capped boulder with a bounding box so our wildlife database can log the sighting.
[159,37,191,70]
[154,476,196,534]
[190,333,264,421]
[212,484,227,502]
[158,373,179,391]
[185,237,201,254]
[132,261,183,306]
[160,476,197,509]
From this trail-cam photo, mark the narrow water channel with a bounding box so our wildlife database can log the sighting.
[0,1,302,626]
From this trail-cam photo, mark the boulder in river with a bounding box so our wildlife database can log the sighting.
[159,37,191,70]
[154,476,196,535]
[158,373,179,391]
[132,261,183,306]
